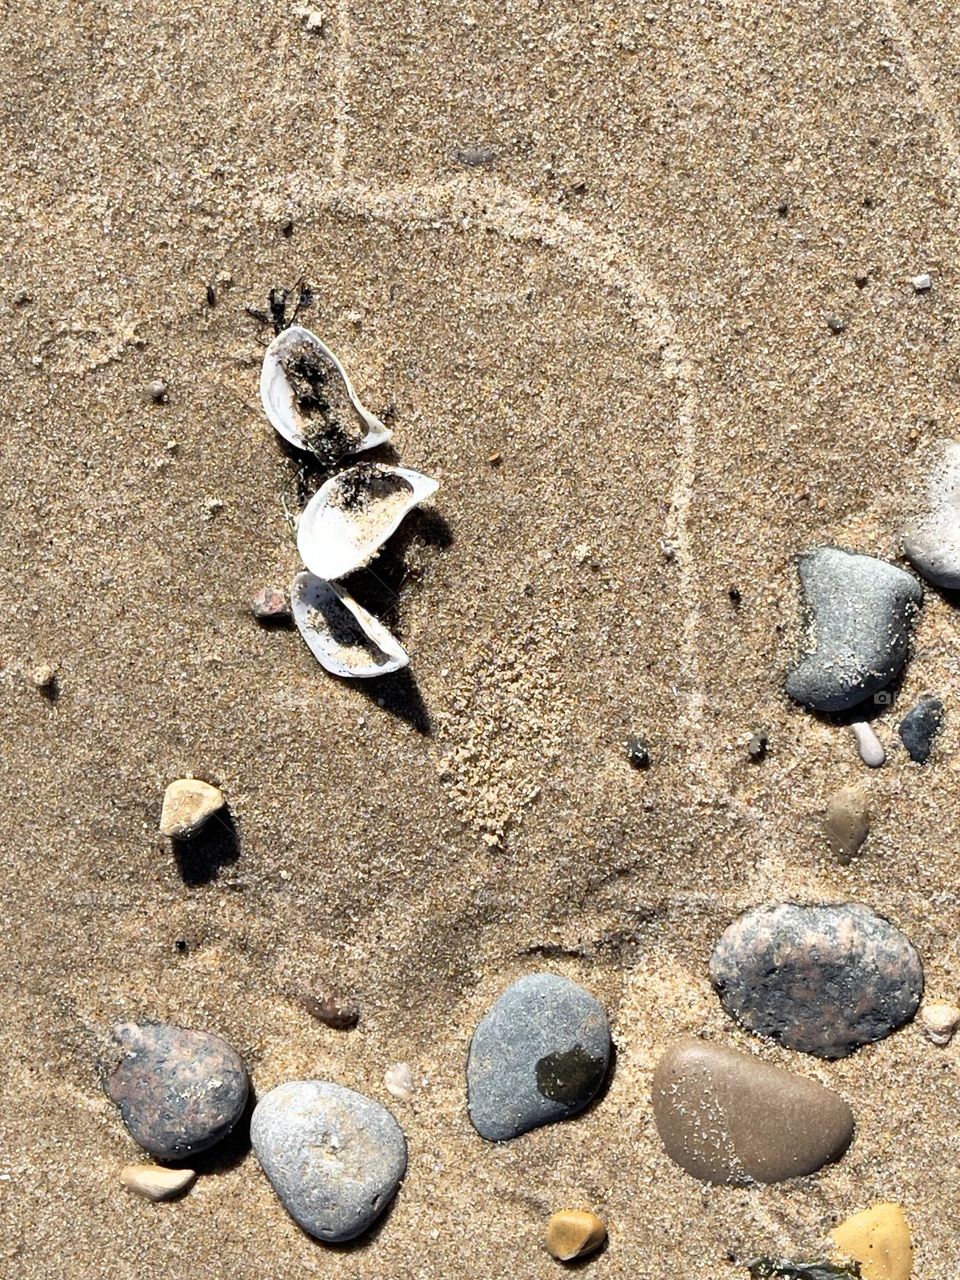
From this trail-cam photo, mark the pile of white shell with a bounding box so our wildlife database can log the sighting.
[260,325,439,678]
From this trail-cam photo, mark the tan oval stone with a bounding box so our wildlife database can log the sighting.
[824,786,870,863]
[160,778,225,838]
[545,1209,606,1261]
[652,1037,854,1184]
[831,1202,912,1280]
[120,1164,196,1201]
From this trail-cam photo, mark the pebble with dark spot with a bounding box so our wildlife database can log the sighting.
[105,1022,249,1159]
[652,1038,854,1185]
[626,736,651,769]
[899,695,944,764]
[251,1080,407,1242]
[710,903,923,1058]
[467,973,611,1141]
[785,547,922,712]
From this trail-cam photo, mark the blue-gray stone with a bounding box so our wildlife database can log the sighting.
[785,547,922,712]
[467,973,611,1141]
[251,1081,406,1242]
[899,695,944,764]
[902,440,960,588]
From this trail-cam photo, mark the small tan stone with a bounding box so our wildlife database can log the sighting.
[545,1210,606,1262]
[824,786,870,863]
[831,1202,912,1280]
[919,1001,960,1046]
[159,778,225,838]
[120,1163,196,1202]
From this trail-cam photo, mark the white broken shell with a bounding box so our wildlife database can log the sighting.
[291,571,408,678]
[297,463,439,581]
[260,324,391,463]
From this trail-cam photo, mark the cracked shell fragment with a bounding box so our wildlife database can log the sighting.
[291,570,409,678]
[259,324,391,464]
[296,462,439,582]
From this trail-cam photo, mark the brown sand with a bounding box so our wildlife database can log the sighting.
[2,1,960,1276]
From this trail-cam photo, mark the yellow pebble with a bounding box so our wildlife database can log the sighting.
[831,1202,912,1280]
[545,1209,606,1262]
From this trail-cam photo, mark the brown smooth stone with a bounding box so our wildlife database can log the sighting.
[824,786,870,863]
[652,1038,854,1185]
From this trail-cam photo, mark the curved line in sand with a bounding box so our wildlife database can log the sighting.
[264,172,707,764]
[877,0,960,185]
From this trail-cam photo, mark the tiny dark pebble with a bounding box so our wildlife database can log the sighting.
[298,990,360,1030]
[825,314,845,334]
[728,585,742,606]
[280,218,294,239]
[626,736,651,769]
[776,202,789,218]
[747,730,768,762]
[105,1021,249,1159]
[206,283,217,307]
[854,273,869,289]
[899,694,944,764]
[13,287,33,306]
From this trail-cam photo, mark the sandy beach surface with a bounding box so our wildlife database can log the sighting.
[3,1,960,1275]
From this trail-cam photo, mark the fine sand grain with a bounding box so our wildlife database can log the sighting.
[3,2,960,1276]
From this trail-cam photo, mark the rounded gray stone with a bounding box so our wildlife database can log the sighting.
[785,547,922,713]
[104,1021,249,1160]
[466,973,611,1141]
[251,1080,407,1242]
[710,903,923,1058]
[902,440,960,588]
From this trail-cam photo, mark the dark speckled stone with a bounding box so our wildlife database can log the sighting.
[105,1021,249,1159]
[467,973,611,1141]
[710,903,923,1058]
[899,695,944,763]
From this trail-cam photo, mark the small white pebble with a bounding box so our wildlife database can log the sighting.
[911,273,932,293]
[920,1001,960,1046]
[851,720,885,768]
[384,1062,415,1101]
